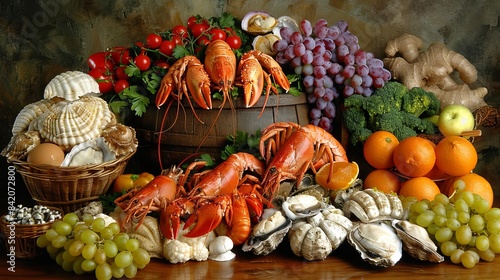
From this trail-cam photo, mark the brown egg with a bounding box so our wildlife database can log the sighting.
[27,143,65,166]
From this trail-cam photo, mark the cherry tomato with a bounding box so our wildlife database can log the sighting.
[172,25,189,38]
[190,22,210,38]
[109,47,132,65]
[88,67,113,93]
[209,28,226,42]
[114,79,130,93]
[134,54,151,71]
[224,27,236,36]
[196,35,210,46]
[88,52,114,70]
[153,59,170,69]
[171,35,183,46]
[187,16,197,29]
[159,40,176,56]
[135,41,144,48]
[225,35,242,49]
[146,33,162,49]
[114,66,130,80]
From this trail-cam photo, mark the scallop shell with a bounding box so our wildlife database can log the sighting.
[392,220,444,263]
[101,123,138,157]
[12,99,57,135]
[241,11,278,35]
[30,95,116,151]
[1,131,41,160]
[61,137,116,167]
[44,70,101,101]
[242,209,292,255]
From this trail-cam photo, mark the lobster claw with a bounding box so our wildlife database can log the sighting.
[238,53,265,108]
[160,203,182,240]
[155,81,174,108]
[182,195,231,238]
[186,61,212,110]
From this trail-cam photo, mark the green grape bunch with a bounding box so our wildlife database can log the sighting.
[403,179,500,269]
[36,212,151,280]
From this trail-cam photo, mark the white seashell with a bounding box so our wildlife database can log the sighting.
[281,194,325,220]
[1,131,41,160]
[12,99,57,135]
[348,222,402,267]
[30,95,116,151]
[252,34,280,55]
[61,137,116,166]
[272,16,300,38]
[208,236,236,261]
[44,71,101,101]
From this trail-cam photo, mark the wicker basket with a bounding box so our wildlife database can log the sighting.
[10,149,136,213]
[0,208,61,259]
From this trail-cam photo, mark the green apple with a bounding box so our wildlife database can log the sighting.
[438,104,475,136]
[424,114,440,126]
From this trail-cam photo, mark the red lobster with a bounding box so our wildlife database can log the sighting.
[114,166,184,229]
[259,122,348,203]
[160,152,265,244]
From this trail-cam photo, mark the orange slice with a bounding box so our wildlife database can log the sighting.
[315,161,359,190]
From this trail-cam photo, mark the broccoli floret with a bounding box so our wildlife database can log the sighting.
[401,111,439,134]
[402,87,441,117]
[343,108,372,145]
[343,94,365,109]
[372,81,408,110]
[375,111,404,132]
[349,127,373,146]
[392,125,418,141]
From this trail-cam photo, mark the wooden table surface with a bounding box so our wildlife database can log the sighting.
[1,235,499,280]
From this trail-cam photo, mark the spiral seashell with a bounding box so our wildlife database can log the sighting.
[101,123,138,157]
[12,99,57,135]
[44,70,100,101]
[1,131,41,160]
[30,95,116,151]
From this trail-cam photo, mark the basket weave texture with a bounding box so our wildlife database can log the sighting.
[10,149,135,213]
[1,208,60,258]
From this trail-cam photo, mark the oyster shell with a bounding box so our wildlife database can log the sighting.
[343,189,404,223]
[242,209,292,255]
[252,34,281,55]
[101,123,138,157]
[44,71,100,101]
[241,11,278,35]
[288,206,352,261]
[272,16,300,38]
[281,194,326,220]
[1,131,41,160]
[61,137,116,167]
[12,99,57,135]
[348,222,402,267]
[30,95,116,151]
[392,220,444,263]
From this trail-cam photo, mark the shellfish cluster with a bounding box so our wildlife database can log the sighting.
[1,71,138,166]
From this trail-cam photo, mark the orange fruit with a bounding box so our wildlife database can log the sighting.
[363,131,400,169]
[441,173,494,208]
[435,136,477,177]
[315,161,359,190]
[399,176,441,201]
[363,169,401,194]
[424,141,447,180]
[393,136,436,178]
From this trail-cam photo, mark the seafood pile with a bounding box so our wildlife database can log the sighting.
[1,70,138,166]
[111,121,443,267]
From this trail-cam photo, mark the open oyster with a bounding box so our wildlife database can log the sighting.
[241,11,278,35]
[348,222,402,267]
[61,137,116,167]
[392,220,444,263]
[242,209,292,255]
[281,194,326,220]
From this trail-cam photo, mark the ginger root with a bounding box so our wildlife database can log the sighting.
[383,33,488,111]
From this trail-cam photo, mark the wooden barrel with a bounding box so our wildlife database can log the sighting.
[131,94,310,171]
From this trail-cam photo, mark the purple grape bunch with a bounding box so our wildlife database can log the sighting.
[273,19,392,132]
